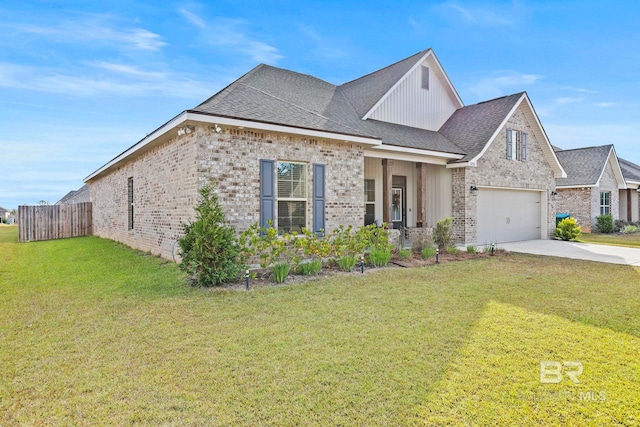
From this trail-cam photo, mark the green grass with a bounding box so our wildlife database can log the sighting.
[1,226,639,425]
[580,232,640,248]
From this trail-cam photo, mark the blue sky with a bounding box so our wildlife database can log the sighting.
[2,0,640,209]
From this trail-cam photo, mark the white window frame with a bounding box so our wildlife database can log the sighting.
[600,191,611,215]
[364,179,375,226]
[276,161,307,233]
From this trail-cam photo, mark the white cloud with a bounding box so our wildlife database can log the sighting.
[467,71,543,100]
[438,1,518,27]
[10,17,166,52]
[555,97,584,105]
[0,62,216,98]
[594,102,617,108]
[179,8,206,29]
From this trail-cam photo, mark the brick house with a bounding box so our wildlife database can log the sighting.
[619,157,640,223]
[85,48,566,260]
[554,145,627,232]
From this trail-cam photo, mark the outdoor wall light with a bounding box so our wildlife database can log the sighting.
[470,185,478,196]
[551,190,558,201]
[177,125,194,136]
[212,124,222,133]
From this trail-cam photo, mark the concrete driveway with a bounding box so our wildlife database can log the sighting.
[499,240,640,266]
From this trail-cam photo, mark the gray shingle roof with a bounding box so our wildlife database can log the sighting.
[440,93,524,162]
[192,59,466,155]
[619,157,640,182]
[56,184,90,205]
[555,145,613,187]
[339,49,431,118]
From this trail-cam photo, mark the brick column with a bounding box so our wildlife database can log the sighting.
[416,162,427,227]
[382,159,393,226]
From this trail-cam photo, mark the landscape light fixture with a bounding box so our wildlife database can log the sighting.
[470,185,478,196]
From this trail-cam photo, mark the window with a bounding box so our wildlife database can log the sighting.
[364,179,375,226]
[277,162,306,234]
[421,66,429,90]
[127,177,134,230]
[600,191,611,215]
[507,129,527,161]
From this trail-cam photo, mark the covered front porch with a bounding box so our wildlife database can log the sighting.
[363,150,458,248]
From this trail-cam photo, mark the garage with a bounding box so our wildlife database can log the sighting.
[477,188,543,244]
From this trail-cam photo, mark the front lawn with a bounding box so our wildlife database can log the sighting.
[580,232,640,248]
[1,227,639,425]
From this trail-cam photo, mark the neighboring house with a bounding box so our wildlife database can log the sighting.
[85,48,566,260]
[0,206,9,222]
[618,157,640,222]
[56,184,90,205]
[554,145,626,232]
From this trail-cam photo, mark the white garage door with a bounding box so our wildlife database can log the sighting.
[477,189,542,244]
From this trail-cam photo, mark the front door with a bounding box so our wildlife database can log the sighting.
[391,175,406,229]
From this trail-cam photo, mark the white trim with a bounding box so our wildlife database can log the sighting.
[476,184,546,192]
[85,111,382,182]
[362,50,464,120]
[594,146,627,190]
[369,143,463,159]
[364,147,462,165]
[556,185,596,189]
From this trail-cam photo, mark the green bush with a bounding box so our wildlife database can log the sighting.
[368,248,391,267]
[434,217,453,250]
[446,246,459,255]
[272,261,291,283]
[179,183,243,287]
[595,214,615,233]
[336,255,357,272]
[421,246,437,259]
[298,259,322,276]
[622,225,639,234]
[466,245,477,254]
[398,248,412,260]
[554,217,582,241]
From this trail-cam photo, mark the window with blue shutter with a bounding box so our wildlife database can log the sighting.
[259,159,275,230]
[313,164,325,236]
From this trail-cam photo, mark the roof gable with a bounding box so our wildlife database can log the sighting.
[619,157,640,184]
[339,49,463,124]
[556,145,626,188]
[441,92,566,178]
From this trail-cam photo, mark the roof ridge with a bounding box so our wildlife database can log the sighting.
[193,64,267,109]
[557,144,613,153]
[340,49,431,86]
[469,92,524,107]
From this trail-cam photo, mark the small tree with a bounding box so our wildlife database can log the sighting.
[179,183,243,287]
[433,217,453,250]
[595,214,614,234]
[554,217,582,241]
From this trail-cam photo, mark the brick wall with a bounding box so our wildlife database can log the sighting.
[556,188,592,232]
[452,106,557,243]
[90,133,200,260]
[90,125,365,260]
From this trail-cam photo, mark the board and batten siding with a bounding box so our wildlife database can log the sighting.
[368,55,459,131]
[364,157,453,227]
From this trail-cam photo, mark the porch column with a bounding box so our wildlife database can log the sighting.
[628,189,632,221]
[416,162,427,227]
[382,159,393,226]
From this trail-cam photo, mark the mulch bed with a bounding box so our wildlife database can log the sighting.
[218,249,510,291]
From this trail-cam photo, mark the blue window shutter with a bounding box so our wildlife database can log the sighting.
[521,132,527,161]
[313,164,325,236]
[506,129,513,160]
[260,159,275,229]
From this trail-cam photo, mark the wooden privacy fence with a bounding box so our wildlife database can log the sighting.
[18,203,92,242]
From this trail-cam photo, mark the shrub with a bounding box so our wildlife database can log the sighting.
[421,246,437,259]
[336,255,357,272]
[622,225,639,234]
[272,261,291,283]
[446,246,459,255]
[298,259,322,276]
[434,217,453,250]
[615,219,629,232]
[368,248,391,267]
[554,217,582,241]
[466,245,477,254]
[595,214,615,233]
[398,248,412,260]
[179,183,243,287]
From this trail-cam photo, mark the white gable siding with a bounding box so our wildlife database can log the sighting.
[368,55,459,131]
